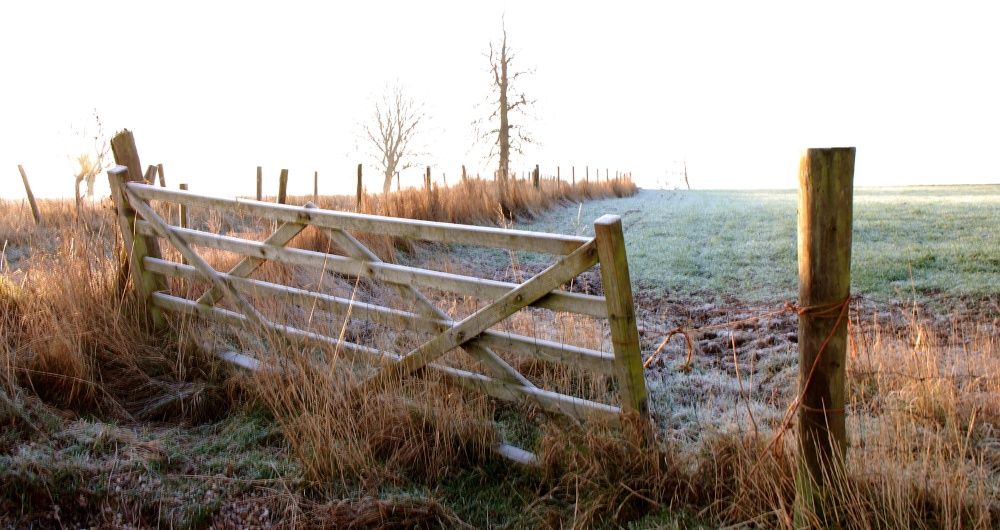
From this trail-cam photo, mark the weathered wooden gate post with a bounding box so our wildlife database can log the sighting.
[108,130,169,330]
[795,147,855,525]
[594,215,649,434]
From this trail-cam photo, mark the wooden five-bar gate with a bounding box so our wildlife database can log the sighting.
[108,134,649,464]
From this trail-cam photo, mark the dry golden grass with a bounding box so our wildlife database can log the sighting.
[3,179,998,528]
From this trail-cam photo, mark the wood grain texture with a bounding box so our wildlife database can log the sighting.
[795,147,855,522]
[594,215,648,418]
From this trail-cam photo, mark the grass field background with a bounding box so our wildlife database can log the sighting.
[519,185,1000,303]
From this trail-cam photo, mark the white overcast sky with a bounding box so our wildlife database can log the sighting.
[2,1,998,199]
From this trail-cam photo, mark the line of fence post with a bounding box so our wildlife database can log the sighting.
[277,169,288,205]
[256,166,263,201]
[16,165,42,225]
[794,146,855,525]
[356,164,363,211]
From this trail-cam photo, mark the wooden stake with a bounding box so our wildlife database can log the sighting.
[178,184,189,229]
[533,164,540,189]
[16,165,42,225]
[795,147,855,524]
[277,169,288,204]
[356,164,363,211]
[593,214,648,423]
[313,170,319,203]
[157,163,166,187]
[256,166,263,201]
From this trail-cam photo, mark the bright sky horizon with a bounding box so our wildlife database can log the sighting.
[2,1,998,200]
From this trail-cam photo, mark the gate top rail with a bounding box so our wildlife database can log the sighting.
[127,183,591,255]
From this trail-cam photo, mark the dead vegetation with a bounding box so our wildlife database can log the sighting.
[3,178,999,528]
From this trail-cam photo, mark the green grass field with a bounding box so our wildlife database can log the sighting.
[520,185,1000,303]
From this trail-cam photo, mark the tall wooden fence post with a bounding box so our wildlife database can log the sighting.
[157,163,166,187]
[277,169,288,204]
[594,215,649,433]
[16,165,42,225]
[256,166,263,201]
[794,147,855,525]
[108,130,168,330]
[356,164,363,211]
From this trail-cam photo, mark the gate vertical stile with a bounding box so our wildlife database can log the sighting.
[593,215,650,439]
[108,166,169,330]
[108,130,169,330]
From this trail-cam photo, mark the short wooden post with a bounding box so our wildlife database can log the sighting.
[107,131,169,331]
[178,183,189,229]
[586,165,589,182]
[395,171,400,192]
[606,168,609,182]
[157,163,166,187]
[256,166,263,201]
[594,215,648,425]
[572,166,575,185]
[557,166,560,185]
[794,147,855,524]
[143,165,157,184]
[277,169,288,204]
[462,164,467,182]
[356,164,363,210]
[16,165,42,225]
[532,164,540,189]
[425,166,431,191]
[313,170,319,203]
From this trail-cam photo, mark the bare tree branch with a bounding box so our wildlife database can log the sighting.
[360,83,427,195]
[471,17,537,188]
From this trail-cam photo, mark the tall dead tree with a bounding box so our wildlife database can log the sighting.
[362,83,426,195]
[476,19,536,208]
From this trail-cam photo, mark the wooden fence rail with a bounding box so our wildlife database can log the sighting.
[109,154,648,464]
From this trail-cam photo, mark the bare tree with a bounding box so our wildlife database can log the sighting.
[362,83,426,195]
[67,109,111,209]
[475,18,536,196]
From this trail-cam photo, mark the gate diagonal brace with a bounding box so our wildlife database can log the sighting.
[195,203,316,308]
[352,239,599,397]
[125,186,272,329]
[318,225,536,389]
